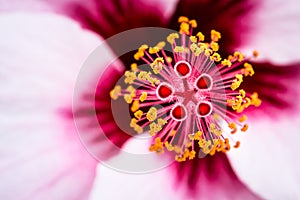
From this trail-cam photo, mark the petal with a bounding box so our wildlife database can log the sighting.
[63,0,178,39]
[171,154,261,199]
[242,62,300,116]
[168,0,258,56]
[239,0,300,63]
[227,115,300,199]
[88,139,185,200]
[0,13,101,199]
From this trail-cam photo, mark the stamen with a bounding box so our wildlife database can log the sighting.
[110,16,261,162]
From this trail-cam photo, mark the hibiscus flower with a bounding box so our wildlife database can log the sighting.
[0,0,299,200]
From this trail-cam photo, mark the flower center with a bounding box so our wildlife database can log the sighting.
[110,16,261,162]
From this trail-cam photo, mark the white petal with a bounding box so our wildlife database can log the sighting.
[89,139,184,200]
[240,0,300,64]
[0,13,102,199]
[227,115,300,200]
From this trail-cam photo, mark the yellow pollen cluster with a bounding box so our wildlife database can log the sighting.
[139,92,147,102]
[149,138,164,154]
[134,44,148,60]
[150,57,164,74]
[167,33,179,44]
[109,85,121,100]
[130,118,143,134]
[211,30,221,42]
[146,107,157,122]
[231,74,243,90]
[124,71,136,84]
[242,63,255,76]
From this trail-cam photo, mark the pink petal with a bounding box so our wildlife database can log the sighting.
[240,0,300,63]
[168,0,258,56]
[227,115,300,199]
[62,0,178,39]
[88,139,185,200]
[0,0,178,39]
[171,153,261,199]
[0,13,102,199]
[242,62,300,116]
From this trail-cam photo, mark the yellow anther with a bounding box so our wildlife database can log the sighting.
[180,22,190,35]
[234,141,241,148]
[188,134,195,140]
[166,56,173,63]
[130,63,138,72]
[167,33,179,44]
[165,141,174,151]
[175,155,185,162]
[215,139,224,152]
[211,30,221,42]
[205,49,212,56]
[126,85,135,93]
[134,110,143,120]
[198,139,205,148]
[197,32,205,41]
[241,124,248,132]
[149,137,164,154]
[139,92,147,102]
[134,125,143,134]
[124,71,136,84]
[210,53,221,62]
[130,118,138,128]
[222,138,231,152]
[242,63,255,76]
[156,41,166,49]
[228,122,237,129]
[110,85,121,100]
[194,131,202,140]
[231,74,243,90]
[251,92,262,107]
[138,71,151,80]
[138,44,148,52]
[233,51,244,62]
[126,86,136,97]
[147,77,160,86]
[221,59,232,67]
[231,128,237,134]
[178,16,189,23]
[238,114,247,123]
[124,94,133,104]
[149,46,160,54]
[211,42,219,51]
[174,46,185,53]
[188,150,196,160]
[190,43,198,51]
[150,57,164,74]
[253,50,259,58]
[134,51,144,60]
[157,118,167,126]
[190,36,197,43]
[146,107,157,122]
[174,145,181,154]
[131,100,139,112]
[239,89,246,98]
[149,122,162,136]
[170,130,176,137]
[189,19,197,28]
